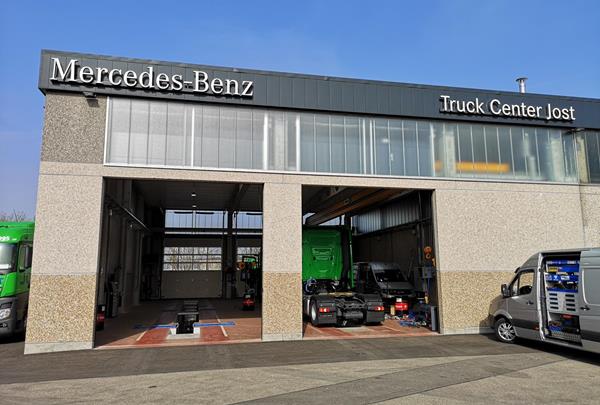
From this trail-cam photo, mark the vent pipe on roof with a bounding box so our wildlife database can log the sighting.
[516,77,527,93]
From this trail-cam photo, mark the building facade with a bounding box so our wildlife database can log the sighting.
[25,50,600,353]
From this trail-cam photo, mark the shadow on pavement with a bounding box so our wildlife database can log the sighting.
[0,333,585,385]
[482,332,600,366]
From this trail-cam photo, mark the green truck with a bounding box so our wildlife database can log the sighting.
[302,226,385,326]
[0,222,34,338]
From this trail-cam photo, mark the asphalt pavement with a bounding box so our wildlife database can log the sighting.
[1,334,599,404]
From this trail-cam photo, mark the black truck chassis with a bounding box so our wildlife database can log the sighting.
[304,293,385,326]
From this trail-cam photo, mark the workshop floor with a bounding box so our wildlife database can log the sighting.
[303,319,437,340]
[95,299,262,349]
[95,300,436,350]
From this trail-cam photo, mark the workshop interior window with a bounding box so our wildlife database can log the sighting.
[163,247,222,271]
[236,247,261,264]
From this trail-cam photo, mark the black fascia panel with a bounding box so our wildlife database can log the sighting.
[39,49,600,129]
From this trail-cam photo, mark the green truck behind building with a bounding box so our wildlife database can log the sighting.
[0,222,34,338]
[302,226,384,326]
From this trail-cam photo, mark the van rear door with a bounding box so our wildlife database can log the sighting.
[579,248,600,353]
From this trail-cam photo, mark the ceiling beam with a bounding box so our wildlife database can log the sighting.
[228,184,249,211]
[304,188,404,226]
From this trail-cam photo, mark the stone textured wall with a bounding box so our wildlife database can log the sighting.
[580,186,600,247]
[262,272,303,340]
[26,92,105,353]
[436,271,514,333]
[41,92,106,164]
[261,182,303,341]
[25,162,103,354]
[434,187,585,273]
[433,186,587,333]
[25,274,97,351]
[28,174,104,277]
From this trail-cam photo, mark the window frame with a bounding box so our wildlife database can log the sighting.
[162,246,222,272]
[509,269,535,296]
[104,96,587,185]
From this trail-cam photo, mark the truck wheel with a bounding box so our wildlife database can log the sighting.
[310,301,320,326]
[494,317,516,343]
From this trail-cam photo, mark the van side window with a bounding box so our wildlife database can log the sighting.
[510,270,534,296]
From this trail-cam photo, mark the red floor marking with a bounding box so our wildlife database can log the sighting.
[316,326,353,337]
[135,310,177,345]
[198,309,228,342]
[136,328,170,345]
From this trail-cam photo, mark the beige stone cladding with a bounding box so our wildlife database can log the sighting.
[24,274,97,354]
[580,185,600,247]
[41,92,106,164]
[261,182,303,341]
[262,272,303,340]
[24,172,103,354]
[436,271,514,334]
[433,185,587,333]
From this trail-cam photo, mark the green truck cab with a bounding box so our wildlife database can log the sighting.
[0,222,34,338]
[302,226,384,326]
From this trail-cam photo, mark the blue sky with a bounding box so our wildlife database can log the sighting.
[0,1,599,218]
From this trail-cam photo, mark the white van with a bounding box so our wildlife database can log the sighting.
[489,248,600,353]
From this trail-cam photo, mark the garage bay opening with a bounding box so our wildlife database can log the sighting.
[94,179,263,348]
[301,186,438,340]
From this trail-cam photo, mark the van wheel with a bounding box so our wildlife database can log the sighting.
[310,302,320,326]
[494,317,516,343]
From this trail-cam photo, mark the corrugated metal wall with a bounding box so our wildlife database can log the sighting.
[353,191,430,234]
[352,191,435,295]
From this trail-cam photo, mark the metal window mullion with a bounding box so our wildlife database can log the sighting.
[469,125,475,176]
[328,115,332,172]
[361,119,366,174]
[522,128,528,178]
[162,103,169,165]
[145,101,150,165]
[546,129,552,179]
[217,107,221,168]
[387,120,391,175]
[482,126,488,168]
[429,122,435,176]
[456,125,462,175]
[372,120,377,173]
[313,115,317,171]
[190,107,195,167]
[416,121,421,176]
[295,114,300,171]
[534,128,541,178]
[234,109,238,168]
[370,120,374,175]
[509,127,515,178]
[343,117,348,173]
[263,112,268,170]
[104,97,111,164]
[282,113,287,171]
[126,100,132,164]
[182,106,188,166]
[401,120,406,176]
[579,132,588,181]
[596,132,600,179]
[570,132,578,182]
[496,127,502,166]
